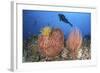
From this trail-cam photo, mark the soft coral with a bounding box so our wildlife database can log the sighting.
[66,27,82,59]
[38,28,64,59]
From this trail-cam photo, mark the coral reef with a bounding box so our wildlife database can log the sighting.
[23,27,91,62]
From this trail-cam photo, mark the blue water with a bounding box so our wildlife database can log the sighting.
[23,10,91,40]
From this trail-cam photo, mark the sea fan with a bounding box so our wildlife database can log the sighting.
[38,28,64,59]
[66,27,82,59]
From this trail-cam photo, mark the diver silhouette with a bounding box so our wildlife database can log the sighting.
[58,14,73,27]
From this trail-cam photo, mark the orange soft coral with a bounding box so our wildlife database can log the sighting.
[66,27,82,59]
[38,28,64,58]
